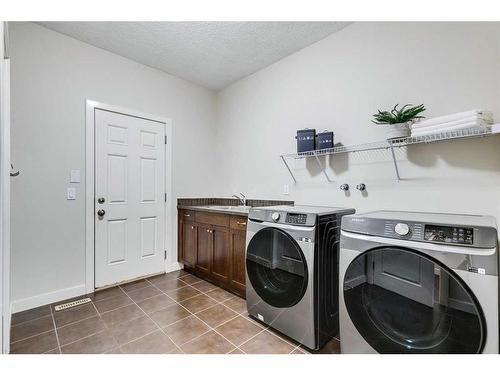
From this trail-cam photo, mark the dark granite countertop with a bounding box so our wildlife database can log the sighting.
[177,197,294,217]
[177,204,251,216]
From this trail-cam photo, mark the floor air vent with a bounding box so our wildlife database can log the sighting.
[54,297,92,311]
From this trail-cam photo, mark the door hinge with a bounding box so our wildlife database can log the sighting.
[164,193,167,202]
[164,250,167,260]
[165,135,167,144]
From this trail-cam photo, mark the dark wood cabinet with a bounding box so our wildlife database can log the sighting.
[211,226,230,284]
[178,209,246,298]
[181,221,197,267]
[229,229,246,296]
[196,224,212,277]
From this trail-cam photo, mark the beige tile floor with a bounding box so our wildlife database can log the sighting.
[10,270,340,354]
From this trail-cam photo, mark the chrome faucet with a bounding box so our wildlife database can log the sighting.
[231,193,246,206]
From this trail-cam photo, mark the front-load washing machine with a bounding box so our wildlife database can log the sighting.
[339,210,498,354]
[245,205,355,350]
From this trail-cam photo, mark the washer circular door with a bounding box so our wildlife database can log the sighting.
[343,246,486,353]
[246,227,308,308]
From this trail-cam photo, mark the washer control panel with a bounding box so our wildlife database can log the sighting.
[424,225,473,245]
[286,213,308,225]
[249,209,319,227]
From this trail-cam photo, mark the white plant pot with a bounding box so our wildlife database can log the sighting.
[383,123,411,139]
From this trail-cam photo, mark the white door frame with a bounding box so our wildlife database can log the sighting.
[1,21,11,354]
[85,100,173,294]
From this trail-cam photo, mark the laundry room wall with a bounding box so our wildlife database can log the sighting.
[9,22,217,311]
[215,23,500,228]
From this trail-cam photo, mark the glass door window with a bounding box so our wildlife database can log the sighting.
[343,246,485,353]
[246,228,308,308]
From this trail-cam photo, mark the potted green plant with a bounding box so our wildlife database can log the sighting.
[372,104,426,139]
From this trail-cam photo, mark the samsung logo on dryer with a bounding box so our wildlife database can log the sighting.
[350,218,366,222]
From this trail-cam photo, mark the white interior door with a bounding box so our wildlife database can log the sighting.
[95,109,166,288]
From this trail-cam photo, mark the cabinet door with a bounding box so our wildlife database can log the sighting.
[211,225,230,285]
[182,222,197,267]
[230,229,246,297]
[196,224,212,277]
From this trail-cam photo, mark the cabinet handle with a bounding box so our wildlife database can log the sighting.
[206,229,210,233]
[184,214,191,217]
[236,221,246,226]
[191,226,194,230]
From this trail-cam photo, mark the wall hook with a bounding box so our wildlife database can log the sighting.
[10,163,19,177]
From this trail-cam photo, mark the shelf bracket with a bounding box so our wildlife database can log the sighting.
[280,155,297,183]
[388,143,401,181]
[313,153,333,183]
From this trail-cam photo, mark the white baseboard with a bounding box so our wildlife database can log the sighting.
[11,284,86,314]
[165,262,183,273]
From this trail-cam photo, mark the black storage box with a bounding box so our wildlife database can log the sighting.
[316,131,334,150]
[296,129,316,153]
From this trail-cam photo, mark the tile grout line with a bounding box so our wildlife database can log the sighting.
[49,303,62,354]
[147,275,243,353]
[57,300,114,352]
[147,280,220,352]
[161,307,244,353]
[118,283,186,354]
[233,327,269,352]
[170,276,267,352]
[231,314,302,353]
[169,291,260,352]
[10,327,57,345]
[10,313,52,328]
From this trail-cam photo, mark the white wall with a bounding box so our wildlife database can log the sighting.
[215,23,500,223]
[10,22,217,310]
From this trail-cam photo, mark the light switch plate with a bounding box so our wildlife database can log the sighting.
[67,187,76,200]
[70,169,81,183]
[283,184,290,195]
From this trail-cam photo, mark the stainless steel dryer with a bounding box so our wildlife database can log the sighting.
[340,211,498,354]
[245,205,355,350]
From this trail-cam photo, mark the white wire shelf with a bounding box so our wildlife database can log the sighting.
[280,124,500,183]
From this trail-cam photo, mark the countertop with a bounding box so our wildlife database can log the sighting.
[177,205,251,216]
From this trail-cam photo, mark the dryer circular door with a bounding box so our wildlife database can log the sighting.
[246,227,308,308]
[343,246,486,353]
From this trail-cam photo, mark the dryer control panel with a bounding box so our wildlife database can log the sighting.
[286,213,308,225]
[341,215,497,249]
[424,225,473,245]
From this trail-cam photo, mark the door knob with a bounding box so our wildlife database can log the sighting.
[97,209,106,217]
[97,197,105,204]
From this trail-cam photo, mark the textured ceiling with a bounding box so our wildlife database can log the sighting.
[37,22,351,90]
